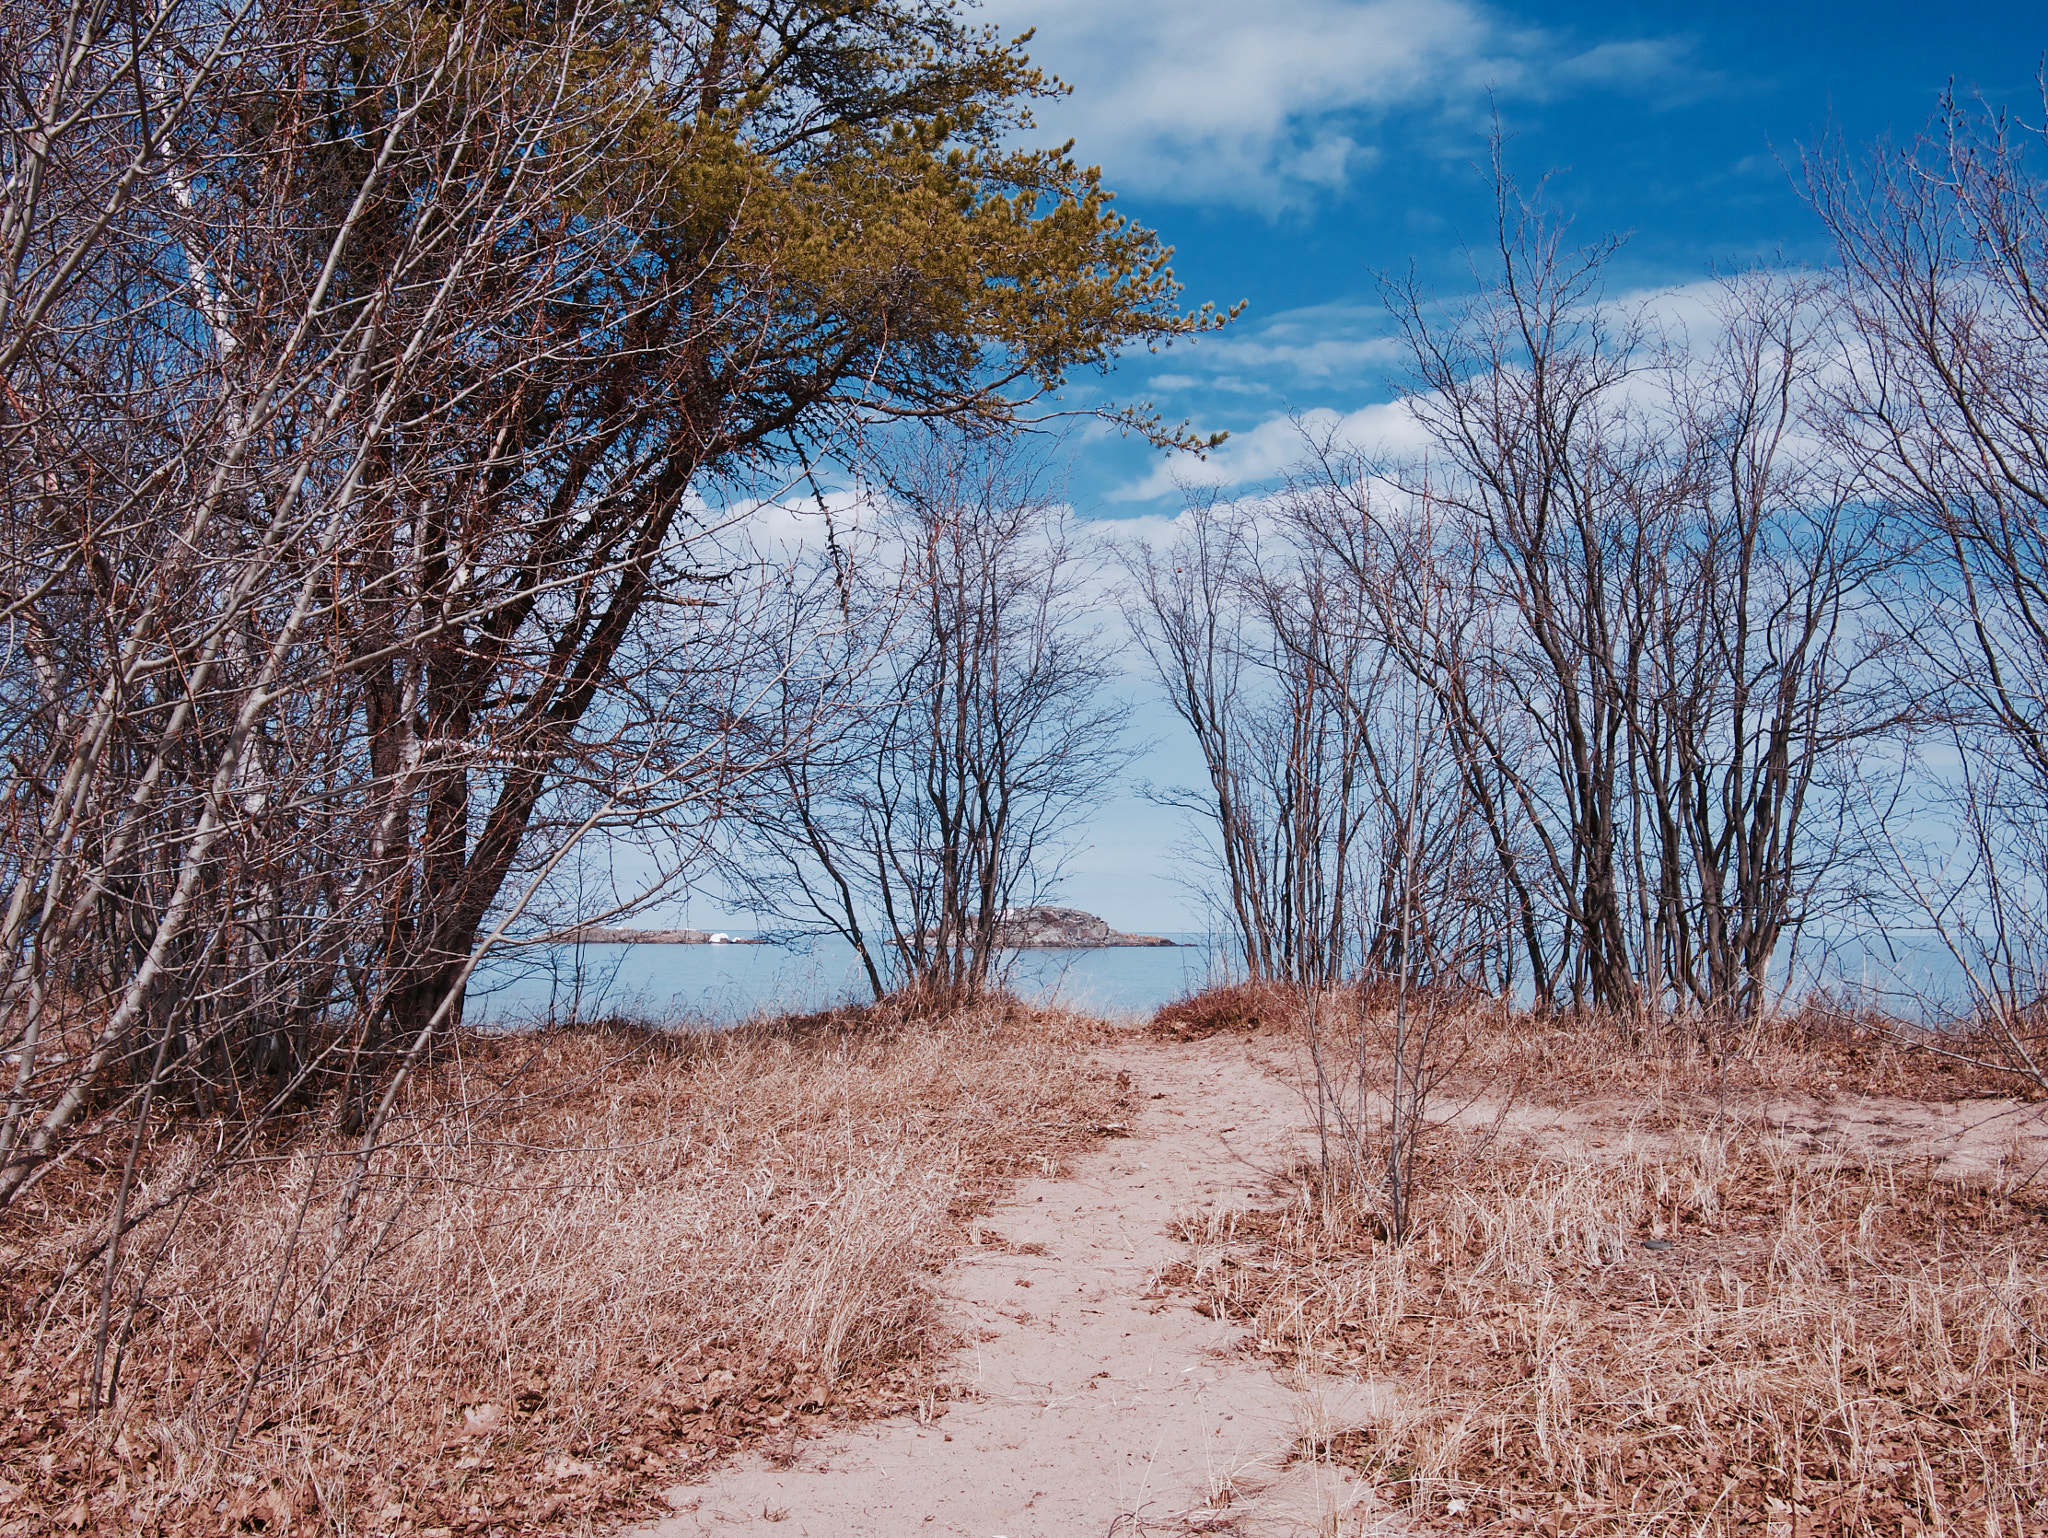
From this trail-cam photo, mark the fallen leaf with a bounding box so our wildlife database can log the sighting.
[459,1402,507,1437]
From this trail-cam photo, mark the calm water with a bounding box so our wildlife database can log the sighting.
[464,932,1227,1027]
[461,928,1989,1028]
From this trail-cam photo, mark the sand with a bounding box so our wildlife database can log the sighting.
[630,1035,2048,1538]
[631,1036,1384,1537]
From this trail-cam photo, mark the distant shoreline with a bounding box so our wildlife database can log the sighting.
[999,934,1178,949]
[561,927,767,945]
[559,923,1178,949]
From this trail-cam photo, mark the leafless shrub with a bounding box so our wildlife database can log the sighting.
[1300,986,1481,1245]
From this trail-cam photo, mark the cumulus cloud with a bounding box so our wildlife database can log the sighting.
[986,0,1702,210]
[1108,399,1431,502]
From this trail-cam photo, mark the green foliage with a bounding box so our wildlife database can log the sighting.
[630,0,1228,449]
[409,0,1229,453]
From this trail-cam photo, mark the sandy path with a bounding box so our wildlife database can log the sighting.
[633,1037,1364,1538]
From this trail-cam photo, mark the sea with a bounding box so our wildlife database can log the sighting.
[460,928,1986,1030]
[462,932,1229,1028]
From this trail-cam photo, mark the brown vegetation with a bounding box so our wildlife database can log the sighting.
[1151,980,1312,1041]
[1176,1143,2048,1535]
[1155,992,2048,1535]
[1157,980,2039,1103]
[1452,1001,2043,1108]
[0,1003,1122,1536]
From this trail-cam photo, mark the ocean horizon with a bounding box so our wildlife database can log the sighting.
[463,931,1233,1027]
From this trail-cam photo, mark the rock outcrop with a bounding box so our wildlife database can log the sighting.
[987,906,1174,948]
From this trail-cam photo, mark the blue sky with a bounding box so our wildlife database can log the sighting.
[997,0,2046,513]
[970,0,2048,931]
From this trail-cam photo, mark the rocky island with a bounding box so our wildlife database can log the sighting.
[984,906,1175,948]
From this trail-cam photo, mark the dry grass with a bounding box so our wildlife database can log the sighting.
[1155,994,2048,1537]
[1443,1000,2041,1108]
[1155,979,2044,1105]
[0,1001,1123,1536]
[1151,981,1312,1042]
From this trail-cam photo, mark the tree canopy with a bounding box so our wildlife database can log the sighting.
[0,0,1227,1191]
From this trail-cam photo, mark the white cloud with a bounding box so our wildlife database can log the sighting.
[1108,399,1431,502]
[988,0,1702,211]
[1103,273,1854,505]
[1162,299,1408,389]
[1552,37,1700,94]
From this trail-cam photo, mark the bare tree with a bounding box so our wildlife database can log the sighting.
[1118,496,1276,976]
[1121,495,1368,986]
[1133,166,1889,1043]
[1380,164,1678,1017]
[1279,468,1539,997]
[1121,476,1512,993]
[732,435,1133,1007]
[0,0,676,1207]
[0,0,1222,1425]
[1363,161,1890,1028]
[1629,275,1894,1033]
[0,0,1217,1209]
[1810,88,2048,1082]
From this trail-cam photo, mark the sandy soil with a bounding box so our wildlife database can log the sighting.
[1440,1082,2048,1181]
[631,1036,1385,1538]
[630,1036,2048,1538]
